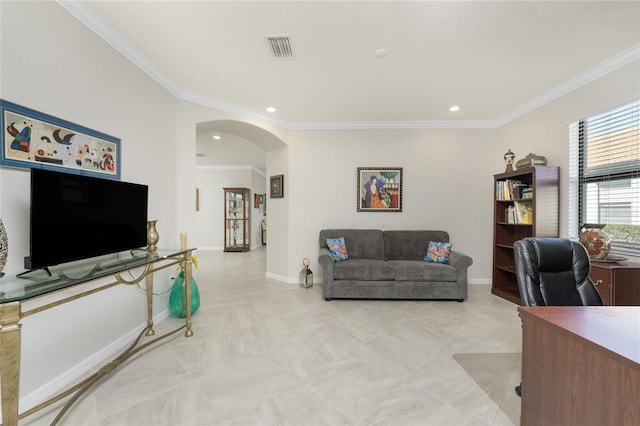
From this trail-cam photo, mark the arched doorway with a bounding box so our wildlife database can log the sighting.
[194,120,286,253]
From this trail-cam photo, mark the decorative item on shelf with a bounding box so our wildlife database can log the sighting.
[299,257,313,288]
[521,188,534,199]
[169,233,200,318]
[579,223,612,260]
[516,153,547,169]
[503,149,515,172]
[0,217,7,278]
[147,220,159,251]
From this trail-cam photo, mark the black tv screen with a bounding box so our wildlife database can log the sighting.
[28,168,148,270]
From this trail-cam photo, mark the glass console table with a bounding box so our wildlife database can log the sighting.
[0,248,196,425]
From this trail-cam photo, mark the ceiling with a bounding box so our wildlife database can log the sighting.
[63,1,639,129]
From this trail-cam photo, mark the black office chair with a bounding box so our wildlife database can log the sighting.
[513,237,603,396]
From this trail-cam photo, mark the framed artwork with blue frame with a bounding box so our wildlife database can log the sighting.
[0,100,120,179]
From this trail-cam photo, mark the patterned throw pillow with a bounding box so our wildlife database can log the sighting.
[425,241,453,264]
[326,237,349,261]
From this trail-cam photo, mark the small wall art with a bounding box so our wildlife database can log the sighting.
[270,174,284,198]
[357,167,403,212]
[0,100,120,179]
[254,193,264,208]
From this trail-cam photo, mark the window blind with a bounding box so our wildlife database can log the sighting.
[569,100,640,253]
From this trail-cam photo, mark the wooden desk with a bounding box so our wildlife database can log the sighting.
[518,306,640,426]
[0,248,195,426]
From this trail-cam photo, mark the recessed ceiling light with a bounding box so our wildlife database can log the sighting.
[266,106,277,113]
[449,105,461,112]
[212,135,221,140]
[374,49,388,59]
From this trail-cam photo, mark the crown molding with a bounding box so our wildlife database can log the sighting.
[57,1,183,97]
[495,44,640,128]
[58,1,639,131]
[287,120,498,130]
[179,90,290,129]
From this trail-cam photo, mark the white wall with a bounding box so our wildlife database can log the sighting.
[266,146,290,281]
[0,1,179,402]
[251,172,267,246]
[195,166,266,250]
[287,128,498,282]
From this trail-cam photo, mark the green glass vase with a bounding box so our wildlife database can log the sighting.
[169,271,200,318]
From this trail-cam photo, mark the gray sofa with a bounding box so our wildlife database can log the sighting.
[318,229,473,301]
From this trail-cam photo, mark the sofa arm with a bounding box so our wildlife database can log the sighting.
[448,250,473,270]
[318,248,335,298]
[449,250,473,301]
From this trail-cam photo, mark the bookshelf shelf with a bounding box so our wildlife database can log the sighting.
[492,166,559,304]
[496,265,517,274]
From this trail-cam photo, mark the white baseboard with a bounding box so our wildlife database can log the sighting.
[265,271,298,284]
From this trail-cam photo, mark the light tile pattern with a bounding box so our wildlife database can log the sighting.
[22,247,522,425]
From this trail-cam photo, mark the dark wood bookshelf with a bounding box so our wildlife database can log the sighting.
[492,166,559,304]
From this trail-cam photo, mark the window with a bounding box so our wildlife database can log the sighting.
[569,100,640,254]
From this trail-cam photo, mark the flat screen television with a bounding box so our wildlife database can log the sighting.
[26,168,148,272]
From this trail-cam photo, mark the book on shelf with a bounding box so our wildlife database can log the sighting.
[505,201,533,224]
[496,179,530,201]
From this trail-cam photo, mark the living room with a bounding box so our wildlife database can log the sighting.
[0,1,639,424]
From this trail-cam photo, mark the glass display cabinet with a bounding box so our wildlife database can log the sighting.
[224,188,250,252]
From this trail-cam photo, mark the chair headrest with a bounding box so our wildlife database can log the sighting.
[532,238,575,273]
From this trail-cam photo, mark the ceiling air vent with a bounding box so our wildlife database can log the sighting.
[266,35,293,59]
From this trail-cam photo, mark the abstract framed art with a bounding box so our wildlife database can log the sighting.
[0,100,120,179]
[357,167,403,212]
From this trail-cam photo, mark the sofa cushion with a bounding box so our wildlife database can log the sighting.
[388,260,458,282]
[384,230,449,260]
[333,259,395,281]
[319,229,385,260]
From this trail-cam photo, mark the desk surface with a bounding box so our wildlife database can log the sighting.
[519,306,640,426]
[0,248,194,304]
[518,306,640,366]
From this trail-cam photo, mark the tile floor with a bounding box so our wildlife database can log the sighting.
[23,247,523,426]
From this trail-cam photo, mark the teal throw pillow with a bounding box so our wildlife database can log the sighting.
[425,241,453,264]
[326,237,348,261]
